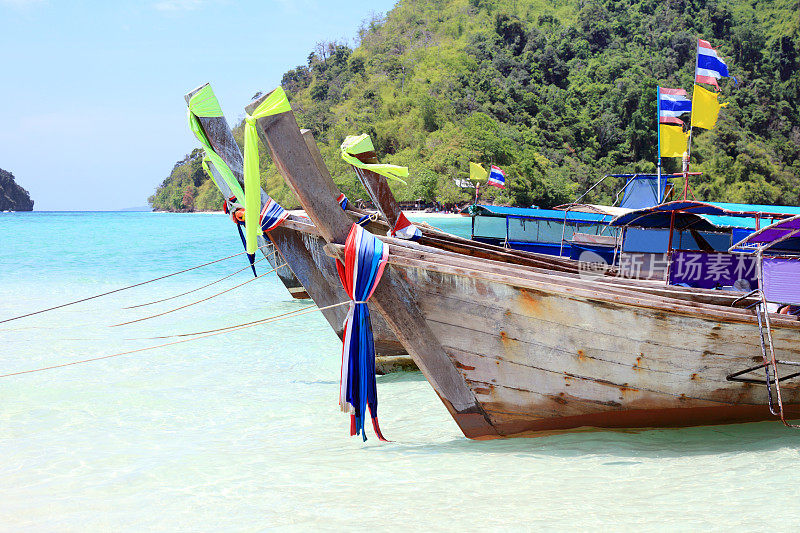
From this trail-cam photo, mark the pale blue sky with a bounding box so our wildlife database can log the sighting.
[0,0,397,210]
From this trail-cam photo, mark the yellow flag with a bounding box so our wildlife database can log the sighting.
[469,162,488,181]
[660,124,689,157]
[691,84,727,130]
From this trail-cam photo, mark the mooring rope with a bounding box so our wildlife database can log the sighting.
[123,251,274,309]
[128,301,342,340]
[3,302,345,342]
[0,301,351,379]
[109,262,288,327]
[0,247,271,325]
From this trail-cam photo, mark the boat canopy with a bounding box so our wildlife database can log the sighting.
[553,203,631,217]
[614,174,671,209]
[707,202,800,217]
[465,204,612,223]
[731,215,800,252]
[607,201,800,231]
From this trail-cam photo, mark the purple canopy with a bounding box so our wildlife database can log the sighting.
[733,214,800,248]
[763,256,800,304]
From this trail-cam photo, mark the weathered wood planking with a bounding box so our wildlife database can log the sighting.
[184,84,307,298]
[375,239,779,322]
[248,89,498,438]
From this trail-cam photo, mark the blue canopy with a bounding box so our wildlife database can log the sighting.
[617,174,671,210]
[609,201,795,231]
[466,204,612,223]
[708,202,800,216]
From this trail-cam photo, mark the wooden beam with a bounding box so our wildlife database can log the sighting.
[350,151,404,229]
[247,89,497,438]
[343,148,621,275]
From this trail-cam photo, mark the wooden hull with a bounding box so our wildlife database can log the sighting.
[401,262,800,436]
[294,225,800,437]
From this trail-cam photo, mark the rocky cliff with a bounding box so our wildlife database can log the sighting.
[0,168,34,211]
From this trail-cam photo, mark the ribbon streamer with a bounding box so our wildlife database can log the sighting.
[243,88,291,256]
[336,224,390,441]
[340,134,409,184]
[187,85,245,201]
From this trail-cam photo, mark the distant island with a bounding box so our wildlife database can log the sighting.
[151,0,800,213]
[0,167,33,211]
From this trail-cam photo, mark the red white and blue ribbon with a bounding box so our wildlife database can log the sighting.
[488,165,506,188]
[388,212,422,241]
[337,193,348,211]
[336,224,389,441]
[259,198,289,232]
[696,39,733,88]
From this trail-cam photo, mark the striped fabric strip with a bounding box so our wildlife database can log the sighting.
[388,212,421,240]
[336,224,389,442]
[259,198,289,233]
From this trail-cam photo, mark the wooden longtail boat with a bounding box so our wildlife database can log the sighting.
[248,88,800,438]
[187,84,658,365]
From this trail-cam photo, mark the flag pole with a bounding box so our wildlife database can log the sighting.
[656,85,662,202]
[684,38,701,200]
[688,37,699,165]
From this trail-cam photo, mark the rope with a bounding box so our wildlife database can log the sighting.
[123,251,274,309]
[129,301,349,340]
[0,301,351,379]
[0,248,270,325]
[109,263,287,327]
[356,212,380,226]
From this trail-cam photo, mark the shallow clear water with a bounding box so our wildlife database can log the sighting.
[1,212,798,531]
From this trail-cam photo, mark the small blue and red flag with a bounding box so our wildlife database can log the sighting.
[695,39,733,88]
[488,165,506,189]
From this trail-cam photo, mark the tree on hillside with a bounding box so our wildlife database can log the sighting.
[154,0,800,212]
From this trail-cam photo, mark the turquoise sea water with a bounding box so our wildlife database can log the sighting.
[1,211,799,531]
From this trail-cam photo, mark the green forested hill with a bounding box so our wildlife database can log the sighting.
[150,0,800,211]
